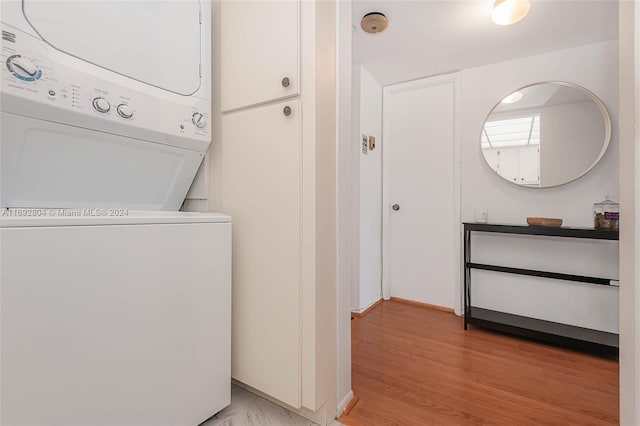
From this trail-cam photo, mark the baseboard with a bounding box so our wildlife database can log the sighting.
[342,394,359,416]
[351,298,383,318]
[389,297,455,314]
[337,390,355,416]
[336,395,360,426]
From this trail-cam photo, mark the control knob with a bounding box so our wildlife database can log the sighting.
[92,97,111,113]
[192,112,207,128]
[117,104,133,119]
[6,55,41,81]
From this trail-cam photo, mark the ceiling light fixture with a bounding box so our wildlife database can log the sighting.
[492,0,531,26]
[361,12,388,34]
[501,91,524,104]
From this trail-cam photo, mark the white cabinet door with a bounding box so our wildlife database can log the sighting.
[519,145,540,185]
[221,100,301,408]
[483,148,500,173]
[497,148,519,183]
[220,1,299,112]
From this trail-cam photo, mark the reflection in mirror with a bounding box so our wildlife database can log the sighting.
[480,82,611,188]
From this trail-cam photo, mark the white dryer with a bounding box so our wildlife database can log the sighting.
[0,2,231,425]
[1,0,212,209]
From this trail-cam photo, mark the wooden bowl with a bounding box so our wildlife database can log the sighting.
[526,217,563,227]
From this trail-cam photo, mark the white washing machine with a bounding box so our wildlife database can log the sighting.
[0,1,231,425]
[1,212,231,426]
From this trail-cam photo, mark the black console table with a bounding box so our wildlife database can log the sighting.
[463,222,619,355]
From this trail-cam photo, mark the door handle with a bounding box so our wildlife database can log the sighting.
[392,204,400,211]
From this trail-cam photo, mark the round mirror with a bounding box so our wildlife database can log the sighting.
[480,82,611,188]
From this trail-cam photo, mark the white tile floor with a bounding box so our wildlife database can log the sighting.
[202,385,325,426]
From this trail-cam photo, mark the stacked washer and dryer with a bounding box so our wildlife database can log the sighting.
[0,1,231,425]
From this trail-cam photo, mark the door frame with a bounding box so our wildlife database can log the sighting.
[381,72,462,314]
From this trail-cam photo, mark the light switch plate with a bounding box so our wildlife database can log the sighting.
[362,134,368,155]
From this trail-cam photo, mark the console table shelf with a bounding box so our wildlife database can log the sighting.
[463,222,619,356]
[463,222,619,240]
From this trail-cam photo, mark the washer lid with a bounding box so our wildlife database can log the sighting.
[23,0,201,96]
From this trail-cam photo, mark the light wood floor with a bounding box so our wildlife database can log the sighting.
[339,300,619,426]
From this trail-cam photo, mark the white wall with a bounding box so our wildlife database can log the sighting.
[350,66,361,311]
[618,1,639,423]
[335,0,353,417]
[540,101,606,187]
[352,65,383,312]
[461,40,619,332]
[311,0,338,418]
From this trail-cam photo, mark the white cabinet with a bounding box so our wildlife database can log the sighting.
[215,1,335,420]
[220,0,299,112]
[218,0,305,411]
[221,100,301,408]
[488,146,540,185]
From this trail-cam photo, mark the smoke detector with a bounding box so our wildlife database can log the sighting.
[361,12,388,34]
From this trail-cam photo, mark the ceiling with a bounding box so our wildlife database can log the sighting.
[352,0,619,85]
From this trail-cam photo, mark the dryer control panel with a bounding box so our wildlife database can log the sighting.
[1,24,211,153]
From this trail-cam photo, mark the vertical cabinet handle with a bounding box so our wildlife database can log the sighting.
[283,106,292,117]
[282,77,290,88]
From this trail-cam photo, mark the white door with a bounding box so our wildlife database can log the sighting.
[220,0,299,112]
[383,75,459,310]
[220,100,301,408]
